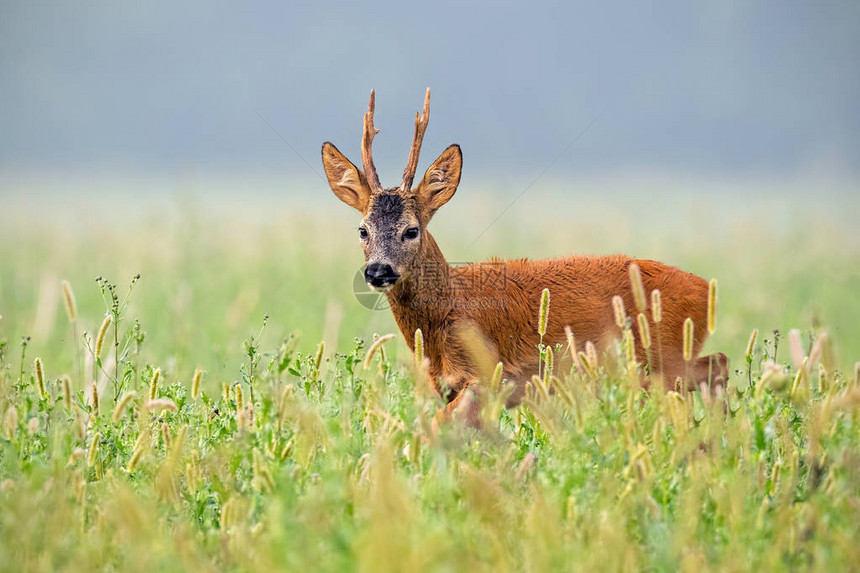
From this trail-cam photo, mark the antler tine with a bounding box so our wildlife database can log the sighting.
[401,87,431,191]
[362,89,383,193]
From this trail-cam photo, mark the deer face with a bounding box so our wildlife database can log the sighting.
[321,90,461,291]
[321,143,462,290]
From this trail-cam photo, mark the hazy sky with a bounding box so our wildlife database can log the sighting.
[2,1,859,182]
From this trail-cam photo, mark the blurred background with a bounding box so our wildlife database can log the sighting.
[1,1,859,383]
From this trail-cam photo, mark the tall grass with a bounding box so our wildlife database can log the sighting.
[1,192,859,571]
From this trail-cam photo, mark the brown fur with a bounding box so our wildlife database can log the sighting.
[322,90,728,427]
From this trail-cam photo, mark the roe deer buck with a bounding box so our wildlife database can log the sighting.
[321,89,728,426]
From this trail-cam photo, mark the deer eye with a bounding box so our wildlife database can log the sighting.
[358,227,368,240]
[402,227,420,241]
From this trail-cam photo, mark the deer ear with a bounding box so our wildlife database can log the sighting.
[416,144,462,215]
[321,142,371,213]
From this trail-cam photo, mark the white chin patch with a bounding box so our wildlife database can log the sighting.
[368,284,394,292]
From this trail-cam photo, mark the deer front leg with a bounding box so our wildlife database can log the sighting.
[433,380,483,431]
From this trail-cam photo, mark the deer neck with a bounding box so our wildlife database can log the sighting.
[385,231,454,353]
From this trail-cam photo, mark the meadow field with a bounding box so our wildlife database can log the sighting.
[1,177,859,571]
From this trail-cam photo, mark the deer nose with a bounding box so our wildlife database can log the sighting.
[365,263,399,288]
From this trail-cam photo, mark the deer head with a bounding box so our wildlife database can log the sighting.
[322,89,462,291]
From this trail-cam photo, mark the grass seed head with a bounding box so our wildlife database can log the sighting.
[127,446,144,473]
[144,398,177,413]
[745,328,759,359]
[490,362,503,393]
[788,329,804,370]
[235,384,244,411]
[413,329,424,364]
[112,391,138,422]
[4,407,17,441]
[90,380,99,415]
[149,368,161,400]
[237,406,250,432]
[543,348,553,384]
[191,368,203,399]
[515,452,537,482]
[87,433,100,467]
[61,375,72,410]
[94,314,113,359]
[650,289,662,323]
[34,357,46,399]
[624,329,636,364]
[683,318,694,362]
[637,313,651,350]
[707,278,718,334]
[61,279,78,322]
[538,288,550,337]
[629,263,647,312]
[564,326,584,371]
[363,333,395,369]
[612,295,626,329]
[161,421,171,448]
[314,341,325,372]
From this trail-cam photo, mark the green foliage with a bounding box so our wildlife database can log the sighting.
[0,202,858,571]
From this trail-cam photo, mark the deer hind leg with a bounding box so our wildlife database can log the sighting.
[692,352,729,390]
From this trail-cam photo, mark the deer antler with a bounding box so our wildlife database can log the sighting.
[401,88,430,191]
[362,90,383,193]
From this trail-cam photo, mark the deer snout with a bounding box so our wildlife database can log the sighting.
[365,263,400,289]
